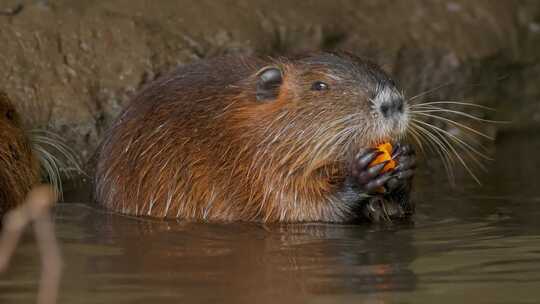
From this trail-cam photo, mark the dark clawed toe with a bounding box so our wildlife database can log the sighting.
[391,142,402,157]
[354,148,381,170]
[392,143,415,159]
[364,172,393,193]
[357,161,389,184]
[385,143,416,192]
[395,156,416,172]
[393,143,416,174]
[351,149,387,194]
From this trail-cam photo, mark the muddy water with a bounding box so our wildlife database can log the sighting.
[1,131,540,304]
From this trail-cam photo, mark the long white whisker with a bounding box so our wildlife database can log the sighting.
[28,129,84,199]
[411,107,507,124]
[411,112,494,140]
[428,123,488,176]
[411,101,496,111]
[412,119,486,184]
[412,119,492,161]
[406,126,425,155]
[410,122,456,182]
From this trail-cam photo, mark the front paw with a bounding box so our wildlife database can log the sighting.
[351,148,393,194]
[348,144,416,222]
[386,143,416,192]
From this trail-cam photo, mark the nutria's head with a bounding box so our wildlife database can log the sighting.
[0,92,40,212]
[296,53,409,143]
[230,52,409,176]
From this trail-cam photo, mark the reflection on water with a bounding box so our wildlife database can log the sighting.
[1,130,540,304]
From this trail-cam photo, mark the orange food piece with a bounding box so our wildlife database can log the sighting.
[370,142,397,173]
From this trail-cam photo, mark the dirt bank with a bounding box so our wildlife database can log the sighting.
[1,0,539,162]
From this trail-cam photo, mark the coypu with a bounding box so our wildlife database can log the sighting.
[0,92,40,214]
[94,52,417,223]
[0,92,81,216]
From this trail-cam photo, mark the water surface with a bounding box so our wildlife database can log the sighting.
[1,130,539,304]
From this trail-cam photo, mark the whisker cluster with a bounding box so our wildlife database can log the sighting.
[28,129,84,199]
[407,98,506,185]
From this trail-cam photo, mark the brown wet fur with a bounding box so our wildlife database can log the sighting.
[0,92,40,214]
[95,53,407,222]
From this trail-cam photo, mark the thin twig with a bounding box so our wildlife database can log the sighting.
[0,185,62,304]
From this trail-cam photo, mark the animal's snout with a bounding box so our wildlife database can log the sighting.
[379,95,404,118]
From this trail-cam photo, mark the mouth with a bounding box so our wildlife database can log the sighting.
[369,111,410,147]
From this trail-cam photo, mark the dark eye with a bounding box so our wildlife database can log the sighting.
[311,81,329,91]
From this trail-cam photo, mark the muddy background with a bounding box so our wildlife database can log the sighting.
[1,0,539,164]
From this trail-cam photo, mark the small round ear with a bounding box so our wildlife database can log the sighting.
[256,66,283,101]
